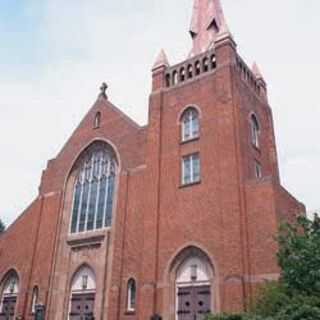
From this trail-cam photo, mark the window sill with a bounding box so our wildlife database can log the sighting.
[125,310,136,316]
[67,232,106,249]
[180,136,200,145]
[179,180,201,189]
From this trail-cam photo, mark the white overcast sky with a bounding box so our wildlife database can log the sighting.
[0,0,319,226]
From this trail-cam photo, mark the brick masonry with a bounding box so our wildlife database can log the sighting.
[0,13,305,320]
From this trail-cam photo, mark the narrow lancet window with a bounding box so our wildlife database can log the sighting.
[94,112,101,129]
[31,286,39,314]
[250,114,260,148]
[127,279,136,312]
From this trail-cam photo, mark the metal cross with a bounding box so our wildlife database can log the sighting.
[100,82,108,98]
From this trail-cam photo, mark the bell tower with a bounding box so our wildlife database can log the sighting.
[144,0,305,318]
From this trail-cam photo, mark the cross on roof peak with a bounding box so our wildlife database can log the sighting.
[99,82,108,99]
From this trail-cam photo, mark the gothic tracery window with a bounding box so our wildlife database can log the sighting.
[70,143,117,234]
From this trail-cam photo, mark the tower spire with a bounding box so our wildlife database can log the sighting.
[189,0,227,57]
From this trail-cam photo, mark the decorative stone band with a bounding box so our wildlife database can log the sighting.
[244,273,280,283]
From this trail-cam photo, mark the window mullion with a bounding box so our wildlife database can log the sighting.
[76,172,85,234]
[102,159,111,228]
[93,156,103,230]
[84,156,95,231]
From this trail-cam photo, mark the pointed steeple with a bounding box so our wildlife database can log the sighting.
[189,0,227,57]
[152,49,170,70]
[252,62,264,80]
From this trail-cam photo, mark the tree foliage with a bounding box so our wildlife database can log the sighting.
[277,215,320,296]
[206,214,320,320]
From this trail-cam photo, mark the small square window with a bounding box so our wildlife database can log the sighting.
[182,153,200,185]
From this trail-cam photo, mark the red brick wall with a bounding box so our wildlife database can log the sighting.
[0,38,305,320]
[0,199,42,317]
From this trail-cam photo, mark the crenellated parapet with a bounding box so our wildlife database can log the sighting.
[235,54,268,102]
[164,49,217,88]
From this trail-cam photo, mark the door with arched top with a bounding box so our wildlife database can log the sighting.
[176,257,212,320]
[68,266,96,320]
[0,272,19,320]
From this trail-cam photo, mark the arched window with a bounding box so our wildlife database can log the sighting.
[180,68,185,82]
[166,74,171,87]
[69,266,96,320]
[250,114,260,148]
[127,279,136,312]
[181,108,200,142]
[211,55,216,69]
[187,64,193,79]
[203,57,209,72]
[94,112,101,129]
[172,70,178,85]
[195,61,201,75]
[31,286,39,314]
[70,143,117,234]
[0,271,19,319]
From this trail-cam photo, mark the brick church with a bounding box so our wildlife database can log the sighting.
[0,1,305,319]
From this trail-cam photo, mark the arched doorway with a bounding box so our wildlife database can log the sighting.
[68,266,96,320]
[176,256,212,320]
[0,271,19,320]
[167,246,216,320]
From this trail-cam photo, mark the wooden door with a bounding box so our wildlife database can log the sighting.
[177,286,211,320]
[193,286,211,320]
[177,286,193,320]
[0,296,17,320]
[69,293,95,320]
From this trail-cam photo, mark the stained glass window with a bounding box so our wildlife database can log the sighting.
[70,144,117,234]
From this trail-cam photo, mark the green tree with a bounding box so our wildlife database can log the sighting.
[0,218,5,233]
[206,214,320,320]
[277,214,320,296]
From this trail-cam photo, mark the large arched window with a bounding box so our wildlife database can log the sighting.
[69,266,96,320]
[250,114,260,148]
[0,271,19,319]
[181,107,200,142]
[127,279,136,312]
[70,143,117,234]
